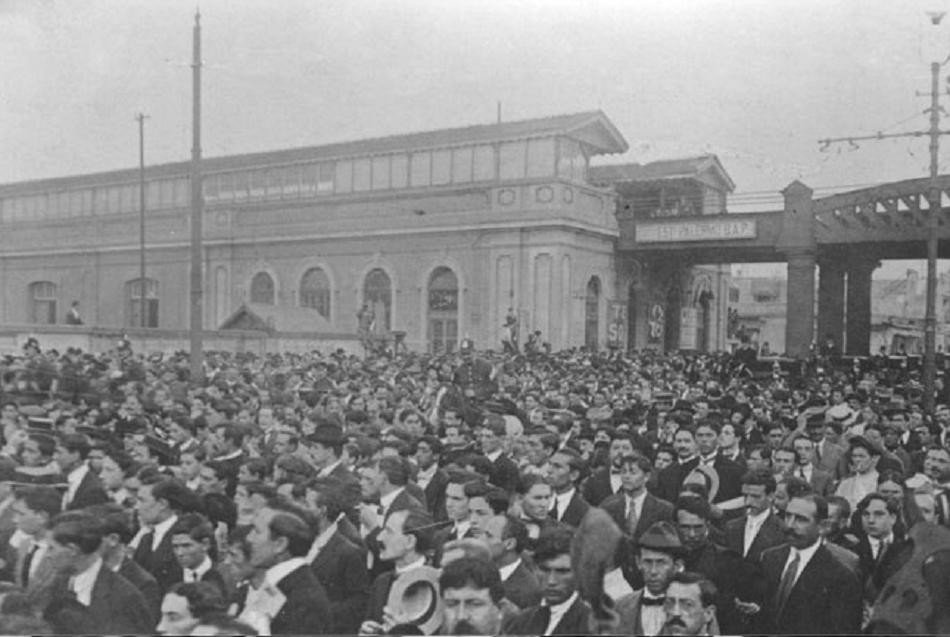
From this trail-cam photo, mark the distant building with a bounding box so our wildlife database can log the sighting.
[0,111,735,353]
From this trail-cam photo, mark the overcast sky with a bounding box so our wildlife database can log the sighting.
[3,0,950,275]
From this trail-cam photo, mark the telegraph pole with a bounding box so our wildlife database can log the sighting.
[819,45,950,414]
[189,10,204,384]
[137,113,149,328]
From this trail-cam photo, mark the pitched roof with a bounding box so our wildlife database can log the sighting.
[219,303,331,333]
[1,110,628,194]
[590,155,735,192]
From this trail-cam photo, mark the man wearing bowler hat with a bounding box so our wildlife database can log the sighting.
[308,423,360,513]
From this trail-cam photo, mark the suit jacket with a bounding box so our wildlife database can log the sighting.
[855,532,910,601]
[310,530,370,634]
[599,492,674,541]
[582,467,621,507]
[420,467,450,520]
[64,468,110,510]
[44,565,154,635]
[616,589,721,636]
[816,439,847,478]
[326,462,362,516]
[807,466,836,497]
[759,543,862,635]
[502,560,543,610]
[271,563,333,635]
[550,490,590,528]
[707,454,744,504]
[367,489,426,578]
[433,521,478,554]
[364,570,397,624]
[724,511,786,563]
[132,526,183,594]
[651,458,699,503]
[502,595,593,635]
[489,453,522,495]
[117,555,162,627]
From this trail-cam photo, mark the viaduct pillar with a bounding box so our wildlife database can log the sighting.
[817,258,846,354]
[845,257,879,356]
[778,181,817,358]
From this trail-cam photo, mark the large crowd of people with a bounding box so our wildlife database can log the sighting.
[0,335,948,635]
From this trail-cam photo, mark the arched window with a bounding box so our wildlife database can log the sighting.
[29,281,57,324]
[585,276,601,350]
[127,278,158,327]
[363,268,392,334]
[250,272,275,305]
[300,267,331,320]
[428,267,459,353]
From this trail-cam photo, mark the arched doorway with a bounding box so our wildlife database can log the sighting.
[697,291,713,352]
[585,276,600,350]
[627,283,637,352]
[363,268,392,335]
[427,266,459,353]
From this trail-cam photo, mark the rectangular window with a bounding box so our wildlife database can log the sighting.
[232,172,250,201]
[473,145,495,181]
[159,180,175,208]
[203,175,220,201]
[573,151,588,182]
[557,137,577,179]
[69,190,84,216]
[316,163,334,194]
[34,195,48,218]
[499,141,526,180]
[371,156,390,190]
[266,169,283,199]
[526,138,555,178]
[352,158,371,192]
[729,287,740,303]
[248,170,266,200]
[336,160,353,193]
[300,164,317,196]
[432,150,451,185]
[81,190,93,216]
[410,152,431,188]
[391,154,408,188]
[282,166,302,198]
[452,147,473,183]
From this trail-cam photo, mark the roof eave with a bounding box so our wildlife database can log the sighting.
[566,112,629,155]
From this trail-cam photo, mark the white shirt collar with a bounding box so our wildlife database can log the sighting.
[152,514,179,551]
[186,555,214,581]
[678,455,698,465]
[785,540,822,584]
[453,520,472,537]
[395,556,427,575]
[67,462,89,488]
[747,508,771,526]
[499,557,522,582]
[215,449,243,461]
[416,463,438,486]
[543,591,579,633]
[380,487,404,513]
[552,487,576,516]
[306,522,339,563]
[264,557,308,587]
[70,557,104,606]
[317,459,343,478]
[485,449,503,463]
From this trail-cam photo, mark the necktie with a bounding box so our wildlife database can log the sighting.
[876,540,889,565]
[815,444,822,463]
[21,543,39,587]
[641,596,665,606]
[744,519,756,557]
[134,531,155,566]
[536,605,553,635]
[550,499,560,521]
[799,467,807,480]
[775,551,800,614]
[626,498,639,535]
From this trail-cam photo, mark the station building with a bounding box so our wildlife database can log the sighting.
[0,111,735,353]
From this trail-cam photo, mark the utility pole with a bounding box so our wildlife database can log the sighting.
[136,113,149,328]
[189,10,204,384]
[819,45,950,414]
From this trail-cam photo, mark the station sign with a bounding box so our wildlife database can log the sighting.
[637,218,756,243]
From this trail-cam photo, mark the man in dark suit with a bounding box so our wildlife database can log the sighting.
[413,435,449,519]
[309,424,362,514]
[169,512,228,597]
[477,416,522,495]
[723,468,786,564]
[693,421,744,506]
[790,434,836,497]
[93,503,162,626]
[360,508,437,634]
[134,478,195,593]
[482,514,542,610]
[359,456,427,578]
[43,514,154,634]
[244,504,332,635]
[305,478,370,634]
[582,435,638,506]
[503,525,593,635]
[854,492,908,602]
[53,433,109,510]
[547,449,591,528]
[652,428,700,503]
[758,493,863,635]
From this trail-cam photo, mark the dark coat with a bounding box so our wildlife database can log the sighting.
[599,492,674,541]
[723,511,787,563]
[44,566,154,635]
[582,467,622,507]
[420,467,450,520]
[64,468,110,510]
[855,531,912,601]
[310,530,370,634]
[502,596,593,635]
[759,543,863,635]
[549,490,591,528]
[271,564,333,635]
[651,458,699,503]
[364,570,397,624]
[132,526,183,594]
[707,454,744,504]
[681,541,747,635]
[366,489,426,578]
[502,560,543,610]
[117,555,162,627]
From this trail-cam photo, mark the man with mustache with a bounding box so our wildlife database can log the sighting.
[440,557,505,636]
[662,571,718,636]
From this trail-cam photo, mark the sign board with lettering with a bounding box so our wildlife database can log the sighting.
[607,301,626,349]
[637,218,756,243]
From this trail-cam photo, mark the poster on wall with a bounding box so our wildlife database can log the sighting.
[680,307,698,350]
[607,301,626,349]
[648,304,665,344]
